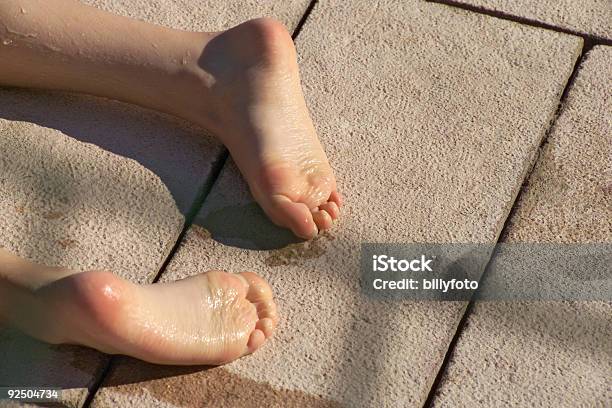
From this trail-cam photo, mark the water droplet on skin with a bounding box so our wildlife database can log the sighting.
[20,8,26,14]
[2,39,12,45]
[181,57,188,65]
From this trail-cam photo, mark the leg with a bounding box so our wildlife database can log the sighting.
[0,248,278,365]
[0,0,342,239]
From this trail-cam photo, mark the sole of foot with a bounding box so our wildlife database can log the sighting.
[19,269,278,365]
[174,18,343,239]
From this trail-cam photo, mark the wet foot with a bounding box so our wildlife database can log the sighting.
[175,18,342,239]
[0,4,341,240]
[1,251,278,365]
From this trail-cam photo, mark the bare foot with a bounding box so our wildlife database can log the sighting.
[0,251,278,365]
[175,19,342,239]
[0,3,341,239]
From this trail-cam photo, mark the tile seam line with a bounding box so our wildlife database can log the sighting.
[420,41,592,408]
[426,0,612,46]
[292,0,318,41]
[81,2,319,406]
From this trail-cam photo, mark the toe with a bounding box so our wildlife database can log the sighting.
[265,195,318,239]
[312,209,333,231]
[246,329,266,354]
[329,191,343,207]
[239,272,274,304]
[255,318,275,338]
[319,201,340,220]
[255,299,279,325]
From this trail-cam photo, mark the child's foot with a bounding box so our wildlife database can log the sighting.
[175,18,342,239]
[2,258,278,365]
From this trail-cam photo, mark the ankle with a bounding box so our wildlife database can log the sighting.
[163,19,297,126]
[218,18,297,70]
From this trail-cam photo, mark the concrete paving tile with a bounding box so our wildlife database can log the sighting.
[91,1,583,406]
[430,46,612,407]
[82,0,310,32]
[0,1,311,407]
[443,0,612,40]
[0,115,188,282]
[0,326,108,407]
[89,356,341,408]
[0,89,220,216]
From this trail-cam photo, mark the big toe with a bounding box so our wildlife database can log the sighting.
[239,272,274,304]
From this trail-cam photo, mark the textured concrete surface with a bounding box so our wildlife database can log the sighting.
[0,1,311,407]
[91,1,583,406]
[83,0,310,32]
[445,0,612,40]
[0,88,224,215]
[89,356,341,407]
[0,111,185,274]
[430,46,612,407]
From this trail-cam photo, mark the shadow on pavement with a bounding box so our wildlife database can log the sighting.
[95,356,340,407]
[198,202,301,250]
[0,87,220,215]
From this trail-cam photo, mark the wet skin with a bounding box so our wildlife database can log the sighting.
[0,249,277,365]
[0,0,342,364]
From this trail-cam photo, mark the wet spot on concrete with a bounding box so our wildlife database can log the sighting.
[57,239,77,249]
[43,211,64,220]
[197,202,300,250]
[192,225,212,241]
[99,357,341,408]
[265,232,334,267]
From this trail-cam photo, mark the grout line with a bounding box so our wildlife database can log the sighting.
[555,39,595,117]
[82,4,320,406]
[82,357,114,408]
[151,149,229,284]
[499,41,594,243]
[421,301,473,407]
[427,0,612,46]
[421,40,592,408]
[292,0,318,41]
